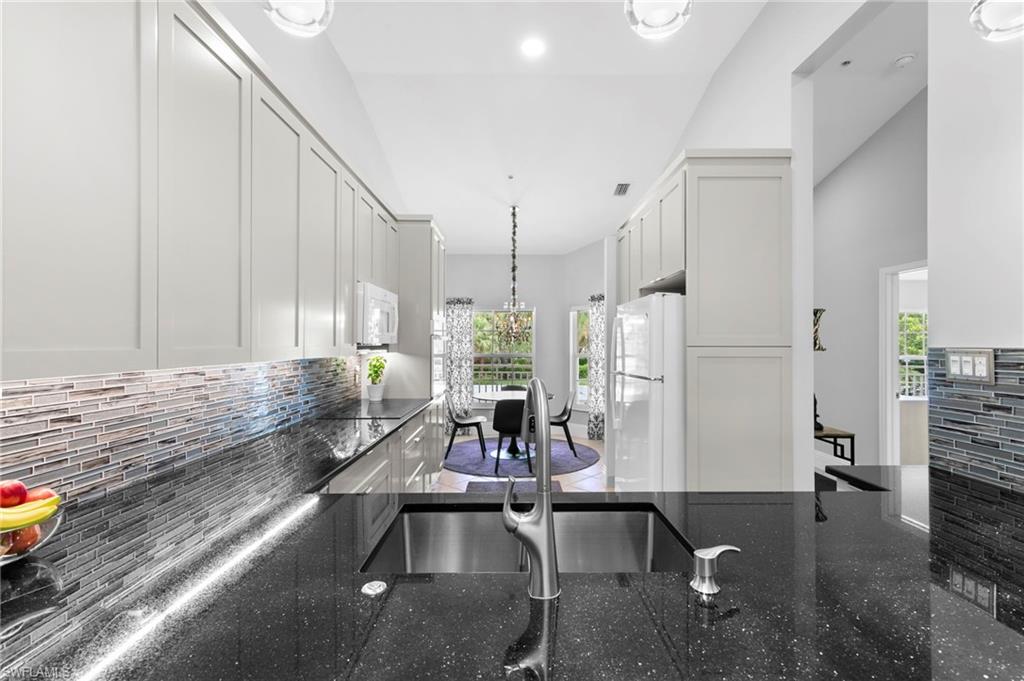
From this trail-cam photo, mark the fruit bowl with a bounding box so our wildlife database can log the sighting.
[0,510,63,567]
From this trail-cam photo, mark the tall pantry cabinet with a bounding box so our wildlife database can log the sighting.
[617,151,793,491]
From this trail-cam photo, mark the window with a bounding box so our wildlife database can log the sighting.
[570,308,590,403]
[473,310,535,388]
[898,312,928,397]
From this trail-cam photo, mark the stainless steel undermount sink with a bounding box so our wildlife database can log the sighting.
[361,504,692,574]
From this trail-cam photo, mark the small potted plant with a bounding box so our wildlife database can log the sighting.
[366,355,387,402]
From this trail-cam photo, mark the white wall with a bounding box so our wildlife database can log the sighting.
[671,1,864,152]
[814,90,928,465]
[928,1,1024,348]
[211,1,404,212]
[446,240,605,410]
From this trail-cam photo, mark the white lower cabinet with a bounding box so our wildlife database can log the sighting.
[686,347,792,491]
[401,415,428,493]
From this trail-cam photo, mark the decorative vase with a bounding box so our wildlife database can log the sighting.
[367,383,385,402]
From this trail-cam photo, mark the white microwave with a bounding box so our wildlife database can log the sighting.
[356,282,399,346]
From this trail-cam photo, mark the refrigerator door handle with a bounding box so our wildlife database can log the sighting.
[612,373,624,428]
[614,371,664,383]
[613,316,625,374]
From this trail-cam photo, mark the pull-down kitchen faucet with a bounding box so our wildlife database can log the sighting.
[502,377,560,600]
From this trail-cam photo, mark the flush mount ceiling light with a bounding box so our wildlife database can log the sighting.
[521,36,547,59]
[970,0,1024,41]
[264,0,334,38]
[624,0,693,40]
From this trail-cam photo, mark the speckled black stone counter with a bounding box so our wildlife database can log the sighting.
[319,398,433,421]
[3,459,1024,679]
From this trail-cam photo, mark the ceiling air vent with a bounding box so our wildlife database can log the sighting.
[613,183,630,196]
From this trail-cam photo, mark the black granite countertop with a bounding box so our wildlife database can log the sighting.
[825,464,926,491]
[3,454,1023,679]
[318,398,434,421]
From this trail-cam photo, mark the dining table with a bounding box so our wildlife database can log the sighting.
[472,388,555,459]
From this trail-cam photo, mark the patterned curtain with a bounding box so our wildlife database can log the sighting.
[587,293,606,440]
[445,297,474,433]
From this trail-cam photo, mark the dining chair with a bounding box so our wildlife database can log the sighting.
[492,399,531,476]
[550,390,578,457]
[501,384,527,391]
[446,399,487,460]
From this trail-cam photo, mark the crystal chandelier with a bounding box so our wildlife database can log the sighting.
[498,206,530,347]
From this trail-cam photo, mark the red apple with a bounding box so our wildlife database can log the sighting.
[0,480,27,508]
[24,487,57,503]
[8,524,41,553]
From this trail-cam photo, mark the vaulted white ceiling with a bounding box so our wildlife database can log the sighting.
[327,1,765,254]
[813,1,928,185]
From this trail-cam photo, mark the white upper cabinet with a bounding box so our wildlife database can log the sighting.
[158,1,252,368]
[640,203,661,284]
[616,230,629,305]
[252,81,304,362]
[686,158,791,346]
[387,224,400,294]
[2,0,158,379]
[339,172,359,347]
[302,136,346,358]
[372,211,389,288]
[628,218,642,299]
[356,193,374,286]
[659,169,685,275]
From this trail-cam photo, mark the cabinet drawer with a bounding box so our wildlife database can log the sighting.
[325,444,389,494]
[402,424,427,490]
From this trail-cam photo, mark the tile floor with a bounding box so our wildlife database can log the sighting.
[432,433,612,493]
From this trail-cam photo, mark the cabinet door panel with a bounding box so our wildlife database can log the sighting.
[686,347,792,491]
[340,173,358,347]
[659,170,685,274]
[158,1,252,367]
[640,205,660,284]
[302,140,343,358]
[686,164,791,346]
[252,81,303,361]
[616,232,628,304]
[356,193,374,285]
[387,224,400,294]
[372,212,388,289]
[2,0,157,378]
[628,220,642,299]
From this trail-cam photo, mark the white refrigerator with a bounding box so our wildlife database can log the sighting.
[611,293,685,492]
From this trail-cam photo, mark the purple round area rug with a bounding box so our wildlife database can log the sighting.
[443,438,599,478]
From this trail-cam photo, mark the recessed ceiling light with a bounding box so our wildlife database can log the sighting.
[893,53,917,69]
[521,37,547,59]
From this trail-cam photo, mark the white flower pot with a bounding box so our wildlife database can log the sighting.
[367,383,385,402]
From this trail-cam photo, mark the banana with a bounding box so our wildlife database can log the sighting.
[0,496,61,533]
[7,496,61,514]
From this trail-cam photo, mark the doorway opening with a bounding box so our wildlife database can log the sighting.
[880,263,928,465]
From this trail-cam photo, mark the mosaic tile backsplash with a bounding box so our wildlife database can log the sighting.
[929,347,1024,491]
[0,358,360,500]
